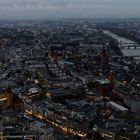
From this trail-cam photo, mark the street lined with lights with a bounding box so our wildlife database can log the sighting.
[25,110,87,138]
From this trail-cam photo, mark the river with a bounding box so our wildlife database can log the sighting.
[103,30,140,63]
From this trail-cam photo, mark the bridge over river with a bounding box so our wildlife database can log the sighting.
[103,30,140,63]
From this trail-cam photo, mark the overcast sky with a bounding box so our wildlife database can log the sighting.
[0,0,140,19]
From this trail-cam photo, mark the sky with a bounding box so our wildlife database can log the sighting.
[0,0,140,19]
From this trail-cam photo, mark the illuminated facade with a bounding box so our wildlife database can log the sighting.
[0,91,12,110]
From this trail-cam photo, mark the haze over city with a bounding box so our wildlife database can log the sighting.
[0,0,140,140]
[0,0,140,19]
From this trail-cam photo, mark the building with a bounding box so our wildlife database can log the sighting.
[30,121,54,140]
[95,79,111,97]
[86,90,103,102]
[0,89,12,111]
[124,95,140,113]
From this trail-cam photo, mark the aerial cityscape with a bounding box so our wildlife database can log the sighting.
[0,0,140,140]
[0,18,139,140]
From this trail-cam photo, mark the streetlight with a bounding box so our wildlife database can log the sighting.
[137,83,140,94]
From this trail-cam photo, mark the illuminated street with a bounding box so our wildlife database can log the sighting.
[25,110,87,138]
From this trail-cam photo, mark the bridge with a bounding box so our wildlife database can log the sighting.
[124,55,140,58]
[119,43,140,50]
